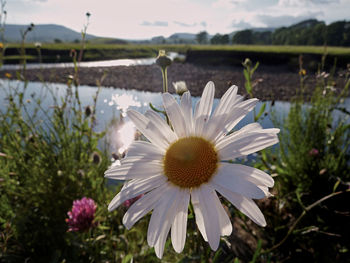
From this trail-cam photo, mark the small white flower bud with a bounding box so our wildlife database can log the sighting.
[172,81,188,96]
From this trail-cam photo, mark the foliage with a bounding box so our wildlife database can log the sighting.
[0,78,105,261]
[195,31,209,44]
[210,33,229,45]
[257,64,350,261]
[232,19,350,47]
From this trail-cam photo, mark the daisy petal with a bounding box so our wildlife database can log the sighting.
[207,99,259,143]
[126,141,163,159]
[108,175,167,211]
[217,163,274,187]
[224,98,259,132]
[212,85,238,118]
[217,128,280,160]
[120,156,162,166]
[192,186,221,250]
[212,164,266,199]
[180,91,194,136]
[212,191,232,236]
[171,188,190,253]
[162,93,187,138]
[127,110,169,151]
[194,81,215,135]
[191,190,207,241]
[151,187,183,259]
[203,109,232,142]
[213,183,267,226]
[104,159,162,180]
[123,183,169,229]
[147,186,178,247]
[215,122,263,149]
[145,110,178,144]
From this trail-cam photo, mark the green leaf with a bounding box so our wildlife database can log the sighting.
[243,69,250,81]
[95,234,106,241]
[249,239,262,263]
[213,248,223,263]
[121,254,133,263]
[254,102,266,122]
[252,61,260,75]
[245,82,252,96]
[333,179,340,192]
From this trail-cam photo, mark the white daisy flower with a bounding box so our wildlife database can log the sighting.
[105,81,279,259]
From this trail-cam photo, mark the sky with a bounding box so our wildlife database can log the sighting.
[5,0,350,40]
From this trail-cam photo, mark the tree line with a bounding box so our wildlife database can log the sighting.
[196,19,350,46]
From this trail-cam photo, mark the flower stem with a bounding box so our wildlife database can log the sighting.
[161,67,168,93]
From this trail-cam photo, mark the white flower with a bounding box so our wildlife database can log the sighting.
[172,81,188,96]
[105,81,279,259]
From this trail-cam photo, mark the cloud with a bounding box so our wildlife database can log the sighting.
[311,0,339,3]
[231,20,253,29]
[172,20,206,28]
[278,0,339,6]
[140,21,168,27]
[256,12,324,27]
[212,0,245,9]
[16,0,48,2]
[173,21,197,27]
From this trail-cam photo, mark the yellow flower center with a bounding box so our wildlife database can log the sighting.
[163,137,218,188]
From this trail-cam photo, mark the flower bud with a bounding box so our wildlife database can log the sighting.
[242,58,252,68]
[172,81,188,96]
[156,50,172,70]
[85,105,92,117]
[91,151,101,165]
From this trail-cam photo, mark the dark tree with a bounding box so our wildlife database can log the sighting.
[196,31,208,44]
[232,30,253,44]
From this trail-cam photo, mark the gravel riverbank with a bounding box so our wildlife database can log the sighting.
[1,62,348,101]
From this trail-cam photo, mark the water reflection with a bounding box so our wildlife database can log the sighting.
[108,118,136,157]
[109,93,142,117]
[1,52,184,70]
[116,121,136,154]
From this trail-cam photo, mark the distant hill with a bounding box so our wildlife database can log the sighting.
[4,24,98,43]
[138,33,198,44]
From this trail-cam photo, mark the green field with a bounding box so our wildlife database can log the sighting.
[5,42,350,54]
[1,43,350,68]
